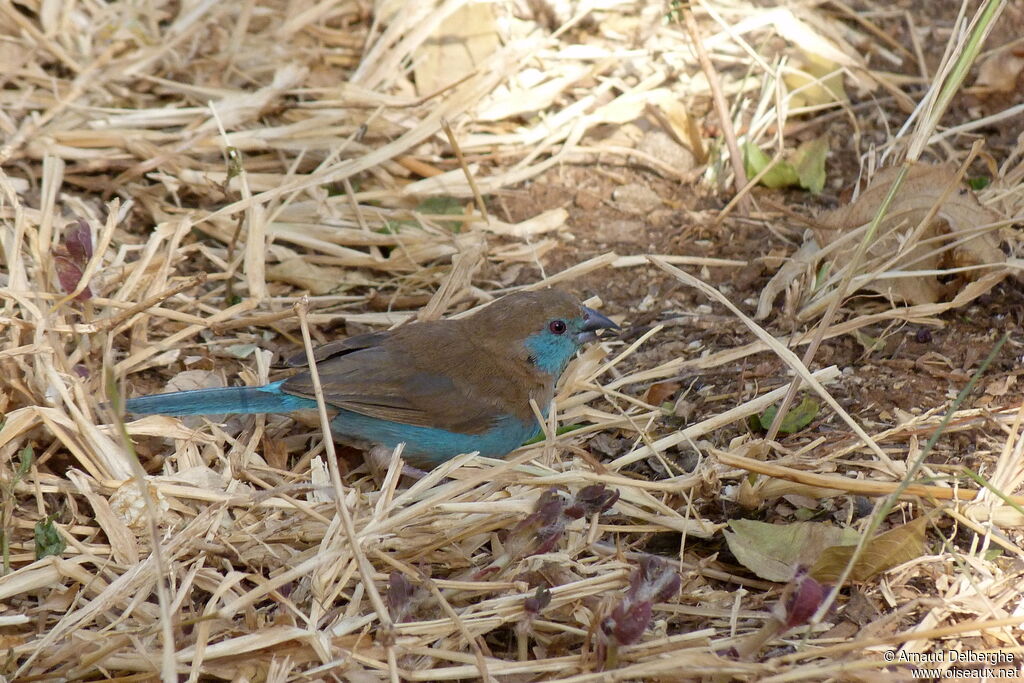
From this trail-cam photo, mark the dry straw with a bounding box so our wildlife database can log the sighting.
[1,0,1023,680]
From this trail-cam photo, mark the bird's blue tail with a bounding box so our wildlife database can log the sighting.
[124,380,318,416]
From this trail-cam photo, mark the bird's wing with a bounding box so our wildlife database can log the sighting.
[281,328,513,434]
[282,331,390,367]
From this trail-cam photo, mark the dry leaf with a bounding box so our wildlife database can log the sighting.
[785,50,847,107]
[756,240,820,320]
[984,374,1017,397]
[165,369,223,393]
[267,257,344,295]
[650,91,705,164]
[814,163,1005,306]
[641,381,681,407]
[974,49,1024,94]
[811,517,927,582]
[413,3,499,96]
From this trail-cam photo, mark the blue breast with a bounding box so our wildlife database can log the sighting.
[329,409,540,466]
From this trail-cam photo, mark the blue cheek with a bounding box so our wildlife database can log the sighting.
[525,331,578,376]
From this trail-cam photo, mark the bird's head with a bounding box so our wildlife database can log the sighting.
[473,289,618,377]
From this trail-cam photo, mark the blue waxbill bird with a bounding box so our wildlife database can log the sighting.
[122,290,618,468]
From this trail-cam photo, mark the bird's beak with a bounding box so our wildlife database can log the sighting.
[576,306,619,343]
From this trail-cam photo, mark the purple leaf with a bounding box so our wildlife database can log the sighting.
[54,256,92,300]
[782,568,828,630]
[65,218,94,262]
[565,485,619,519]
[509,488,568,557]
[500,487,620,571]
[607,600,653,645]
[600,555,681,651]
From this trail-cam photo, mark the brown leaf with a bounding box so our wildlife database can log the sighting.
[814,164,1005,305]
[810,516,927,583]
[641,381,680,407]
[984,374,1018,397]
[263,437,289,470]
[974,50,1024,94]
[413,3,498,97]
[649,93,704,165]
[266,257,344,295]
[165,369,224,393]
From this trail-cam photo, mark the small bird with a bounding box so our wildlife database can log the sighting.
[123,290,618,468]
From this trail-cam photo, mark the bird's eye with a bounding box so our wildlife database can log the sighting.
[549,320,567,334]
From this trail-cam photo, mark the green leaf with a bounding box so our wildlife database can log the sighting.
[813,262,831,291]
[725,519,859,582]
[417,196,464,215]
[794,507,817,521]
[743,142,799,189]
[966,176,990,191]
[378,221,405,234]
[759,397,820,434]
[417,196,465,233]
[18,445,33,480]
[792,137,828,194]
[34,517,65,560]
[854,330,884,354]
[522,424,586,445]
[381,196,466,234]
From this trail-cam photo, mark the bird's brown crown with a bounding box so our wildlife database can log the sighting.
[467,289,583,340]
